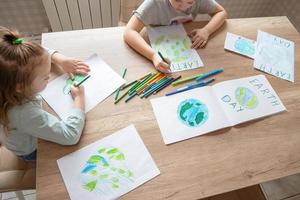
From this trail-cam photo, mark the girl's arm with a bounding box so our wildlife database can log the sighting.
[189,3,227,48]
[123,16,170,73]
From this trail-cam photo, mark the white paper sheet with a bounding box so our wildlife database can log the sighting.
[224,32,256,59]
[57,125,160,200]
[213,75,286,126]
[150,87,230,144]
[151,75,286,144]
[147,24,203,72]
[40,54,126,119]
[254,30,295,82]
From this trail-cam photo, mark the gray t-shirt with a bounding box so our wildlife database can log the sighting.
[134,0,217,26]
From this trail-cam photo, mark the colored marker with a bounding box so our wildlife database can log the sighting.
[144,77,172,98]
[154,75,182,95]
[172,73,203,86]
[121,80,137,90]
[165,78,215,96]
[158,51,167,63]
[195,68,224,82]
[115,68,127,100]
[125,92,137,103]
[128,73,153,94]
[141,77,170,98]
[75,75,91,87]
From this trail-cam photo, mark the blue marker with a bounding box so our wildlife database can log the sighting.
[165,79,215,96]
[195,68,224,82]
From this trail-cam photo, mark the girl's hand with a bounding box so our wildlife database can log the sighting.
[52,53,90,80]
[189,28,210,49]
[70,84,85,111]
[152,53,171,73]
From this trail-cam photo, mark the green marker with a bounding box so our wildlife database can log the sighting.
[115,68,127,100]
[172,73,203,86]
[75,75,91,87]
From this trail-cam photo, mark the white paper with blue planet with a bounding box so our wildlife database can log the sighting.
[224,32,256,59]
[151,75,286,144]
[254,30,294,82]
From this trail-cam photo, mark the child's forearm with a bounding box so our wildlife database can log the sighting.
[74,97,85,112]
[203,10,227,35]
[50,52,66,66]
[124,29,156,61]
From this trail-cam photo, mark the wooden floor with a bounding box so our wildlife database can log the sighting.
[261,173,300,200]
[200,185,266,200]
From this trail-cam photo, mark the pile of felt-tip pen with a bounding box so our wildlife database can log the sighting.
[114,72,181,104]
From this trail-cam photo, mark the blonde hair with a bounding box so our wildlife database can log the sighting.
[0,26,47,130]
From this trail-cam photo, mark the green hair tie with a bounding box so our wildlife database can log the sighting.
[12,38,23,45]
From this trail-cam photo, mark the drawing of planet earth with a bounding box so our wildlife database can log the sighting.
[153,35,191,62]
[177,98,208,127]
[234,37,255,56]
[235,87,258,109]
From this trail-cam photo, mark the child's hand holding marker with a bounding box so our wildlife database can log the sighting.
[51,52,90,80]
[70,84,85,112]
[152,51,171,74]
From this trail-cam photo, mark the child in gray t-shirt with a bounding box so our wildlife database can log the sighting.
[123,0,227,73]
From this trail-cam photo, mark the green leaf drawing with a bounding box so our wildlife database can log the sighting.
[99,174,109,179]
[115,153,125,160]
[107,148,119,154]
[83,180,97,191]
[87,155,101,164]
[112,183,119,189]
[98,148,106,154]
[118,169,125,174]
[89,169,97,176]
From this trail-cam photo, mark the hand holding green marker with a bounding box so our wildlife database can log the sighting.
[74,75,91,87]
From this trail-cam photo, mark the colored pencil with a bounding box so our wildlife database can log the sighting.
[115,68,127,100]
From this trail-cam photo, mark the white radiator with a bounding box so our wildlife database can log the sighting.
[42,0,121,31]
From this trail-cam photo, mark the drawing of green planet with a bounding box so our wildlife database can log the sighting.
[235,87,258,109]
[177,98,208,127]
[153,35,191,62]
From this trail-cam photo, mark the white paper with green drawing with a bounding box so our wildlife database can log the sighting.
[40,53,126,119]
[224,32,256,59]
[147,24,203,72]
[254,30,295,82]
[151,75,286,144]
[57,125,160,200]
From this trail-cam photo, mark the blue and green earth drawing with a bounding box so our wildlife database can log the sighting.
[63,74,87,94]
[80,146,134,194]
[235,87,258,109]
[153,35,191,62]
[234,37,255,56]
[177,98,209,127]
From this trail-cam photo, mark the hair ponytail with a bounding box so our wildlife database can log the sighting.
[0,26,47,130]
